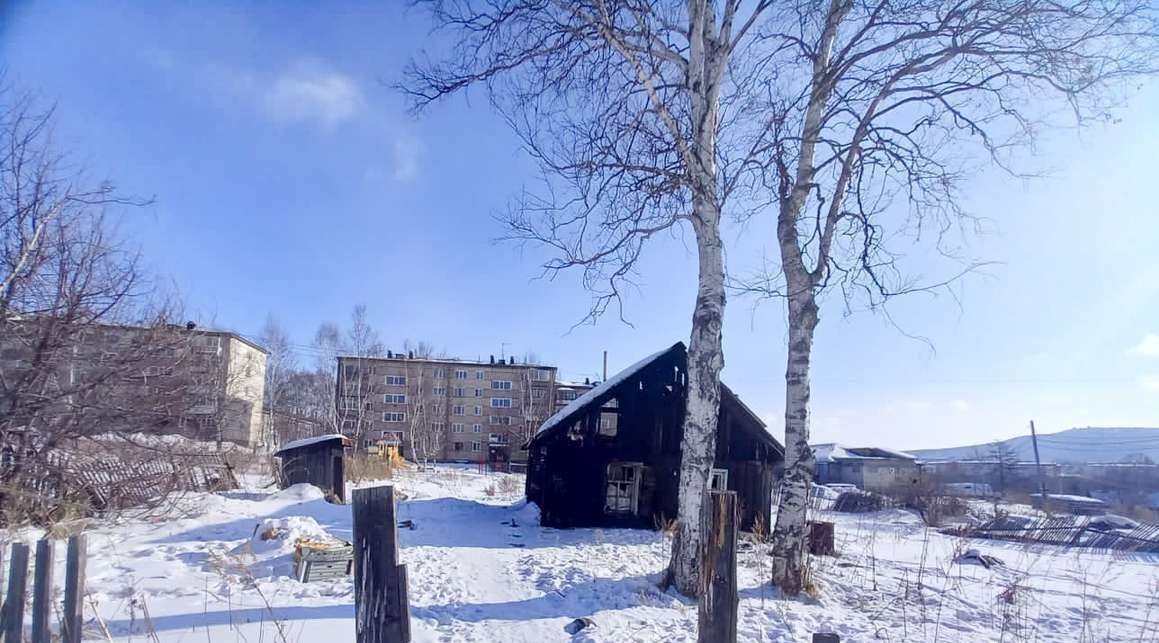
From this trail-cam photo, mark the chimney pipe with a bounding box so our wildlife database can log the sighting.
[387,350,393,358]
[603,350,607,381]
[408,350,414,359]
[490,355,495,364]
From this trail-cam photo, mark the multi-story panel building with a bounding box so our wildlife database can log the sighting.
[335,352,557,463]
[0,321,267,446]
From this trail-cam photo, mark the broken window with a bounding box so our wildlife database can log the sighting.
[605,462,644,515]
[709,468,729,492]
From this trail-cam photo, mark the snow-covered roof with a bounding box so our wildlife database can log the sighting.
[275,434,348,454]
[813,443,917,463]
[535,343,681,438]
[1030,493,1108,506]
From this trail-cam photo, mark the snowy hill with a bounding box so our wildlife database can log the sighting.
[910,426,1159,463]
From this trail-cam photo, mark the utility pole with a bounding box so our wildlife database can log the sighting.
[1029,420,1048,507]
[602,351,608,381]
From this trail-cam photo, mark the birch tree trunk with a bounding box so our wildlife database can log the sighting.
[667,0,727,595]
[769,288,818,595]
[669,208,726,596]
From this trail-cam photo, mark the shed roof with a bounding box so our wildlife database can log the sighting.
[274,434,349,455]
[813,443,917,463]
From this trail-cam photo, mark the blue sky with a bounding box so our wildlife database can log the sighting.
[3,1,1157,450]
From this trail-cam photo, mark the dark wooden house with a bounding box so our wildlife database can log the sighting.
[525,342,783,533]
[275,434,351,503]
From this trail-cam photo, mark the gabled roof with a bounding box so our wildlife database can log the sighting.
[534,342,683,440]
[528,342,781,453]
[813,443,916,463]
[274,434,350,455]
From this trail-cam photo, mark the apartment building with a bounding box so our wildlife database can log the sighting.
[0,320,267,446]
[335,352,557,463]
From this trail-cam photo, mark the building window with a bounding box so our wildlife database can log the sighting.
[452,423,465,433]
[344,364,357,378]
[475,370,485,380]
[605,463,643,515]
[490,398,513,408]
[434,367,446,378]
[473,405,482,416]
[455,369,468,379]
[341,419,355,431]
[385,375,407,386]
[453,441,464,451]
[431,421,445,432]
[489,433,507,445]
[340,399,360,411]
[433,386,446,396]
[598,412,618,437]
[472,424,482,433]
[383,412,406,423]
[492,380,513,390]
[709,468,729,492]
[533,369,552,382]
[363,438,375,449]
[532,388,544,399]
[454,387,466,397]
[490,416,511,426]
[452,405,465,416]
[475,388,483,397]
[471,442,481,452]
[383,393,407,404]
[558,390,577,402]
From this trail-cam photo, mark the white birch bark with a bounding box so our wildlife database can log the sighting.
[667,0,729,597]
[769,0,849,596]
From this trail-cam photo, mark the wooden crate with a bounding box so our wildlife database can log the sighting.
[294,539,353,582]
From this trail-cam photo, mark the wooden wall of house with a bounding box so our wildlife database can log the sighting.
[279,443,345,502]
[527,350,781,533]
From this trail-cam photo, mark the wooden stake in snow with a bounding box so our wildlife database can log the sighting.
[697,491,737,643]
[3,543,29,643]
[353,485,411,643]
[62,535,86,643]
[30,539,53,643]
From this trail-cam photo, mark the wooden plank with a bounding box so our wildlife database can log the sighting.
[30,540,53,643]
[3,543,29,643]
[697,491,738,643]
[353,486,411,643]
[61,535,86,643]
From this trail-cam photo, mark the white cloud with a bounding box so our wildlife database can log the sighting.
[1142,375,1159,392]
[263,61,363,129]
[1130,333,1159,357]
[390,138,423,181]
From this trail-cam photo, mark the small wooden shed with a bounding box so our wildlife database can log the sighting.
[275,434,351,502]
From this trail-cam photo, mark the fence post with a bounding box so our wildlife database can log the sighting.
[697,490,738,643]
[353,486,410,643]
[61,535,86,643]
[3,543,29,643]
[30,540,53,643]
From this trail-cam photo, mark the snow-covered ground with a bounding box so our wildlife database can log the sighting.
[33,466,1159,641]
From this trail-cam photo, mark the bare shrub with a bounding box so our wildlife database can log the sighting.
[345,453,394,483]
[892,480,969,527]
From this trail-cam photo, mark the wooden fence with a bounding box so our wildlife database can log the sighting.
[965,515,1159,554]
[0,535,86,643]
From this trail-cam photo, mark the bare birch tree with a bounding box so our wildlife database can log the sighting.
[403,0,778,597]
[739,0,1157,594]
[258,314,295,448]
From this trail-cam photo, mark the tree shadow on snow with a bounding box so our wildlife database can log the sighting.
[102,603,353,635]
[413,573,678,624]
